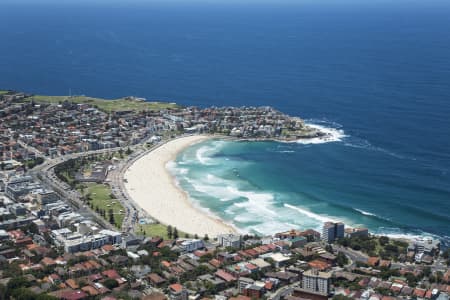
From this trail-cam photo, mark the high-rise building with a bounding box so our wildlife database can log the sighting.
[218,234,242,249]
[322,222,345,243]
[302,269,332,295]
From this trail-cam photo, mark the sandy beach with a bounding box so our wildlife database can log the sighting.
[124,135,236,237]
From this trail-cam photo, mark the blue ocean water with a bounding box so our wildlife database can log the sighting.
[1,0,449,241]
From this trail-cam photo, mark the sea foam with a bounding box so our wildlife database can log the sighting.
[354,208,377,217]
[296,122,347,145]
[284,203,339,224]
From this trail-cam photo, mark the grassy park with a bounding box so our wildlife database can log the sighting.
[136,223,191,240]
[80,183,125,229]
[27,94,180,112]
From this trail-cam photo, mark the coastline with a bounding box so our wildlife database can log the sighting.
[123,135,237,237]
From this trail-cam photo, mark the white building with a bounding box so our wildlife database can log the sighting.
[302,269,331,295]
[218,234,242,249]
[180,239,204,252]
[51,225,122,253]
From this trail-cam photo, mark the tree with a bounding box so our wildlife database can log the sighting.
[405,273,417,287]
[423,266,431,277]
[204,234,209,241]
[7,276,30,291]
[194,234,199,239]
[336,252,349,267]
[126,147,133,155]
[173,227,179,239]
[103,278,119,289]
[379,236,389,246]
[167,225,173,238]
[79,184,86,195]
[108,209,115,225]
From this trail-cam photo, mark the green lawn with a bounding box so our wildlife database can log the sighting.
[0,90,10,95]
[80,183,125,229]
[136,223,189,240]
[27,94,180,112]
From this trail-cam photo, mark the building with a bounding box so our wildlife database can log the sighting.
[168,283,188,300]
[51,226,122,253]
[179,239,204,252]
[9,203,27,216]
[409,237,440,256]
[263,252,291,268]
[243,284,264,299]
[344,227,369,239]
[302,269,332,295]
[218,234,242,249]
[322,222,344,243]
[35,189,59,205]
[238,277,255,293]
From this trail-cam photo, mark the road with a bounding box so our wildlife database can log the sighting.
[27,134,174,234]
[17,139,46,158]
[28,145,154,231]
[268,282,300,300]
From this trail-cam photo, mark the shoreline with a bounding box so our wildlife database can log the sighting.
[124,135,237,237]
[123,135,440,245]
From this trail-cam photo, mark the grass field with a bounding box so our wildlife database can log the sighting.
[80,183,125,229]
[27,94,180,112]
[0,90,10,95]
[136,223,189,240]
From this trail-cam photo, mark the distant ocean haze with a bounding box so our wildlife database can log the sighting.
[1,0,449,242]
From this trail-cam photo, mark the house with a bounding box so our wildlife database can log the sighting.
[215,269,237,283]
[308,259,330,271]
[55,289,88,300]
[65,279,79,290]
[169,283,188,300]
[243,285,264,299]
[367,257,380,267]
[148,273,166,286]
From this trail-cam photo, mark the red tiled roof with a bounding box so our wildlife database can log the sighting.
[60,290,88,300]
[82,286,99,296]
[209,259,221,268]
[265,281,274,290]
[89,273,103,281]
[414,288,427,298]
[65,279,79,290]
[215,269,237,282]
[41,257,56,266]
[308,259,329,271]
[367,257,380,266]
[102,269,120,279]
[169,283,183,293]
[161,260,171,268]
[148,273,166,284]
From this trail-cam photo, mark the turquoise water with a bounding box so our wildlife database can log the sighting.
[169,127,449,241]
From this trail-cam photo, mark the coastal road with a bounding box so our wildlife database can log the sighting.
[107,134,195,232]
[27,134,202,235]
[28,146,144,231]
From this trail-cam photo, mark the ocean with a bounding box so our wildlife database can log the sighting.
[1,0,449,242]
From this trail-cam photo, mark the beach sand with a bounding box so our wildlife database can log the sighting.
[124,135,236,237]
